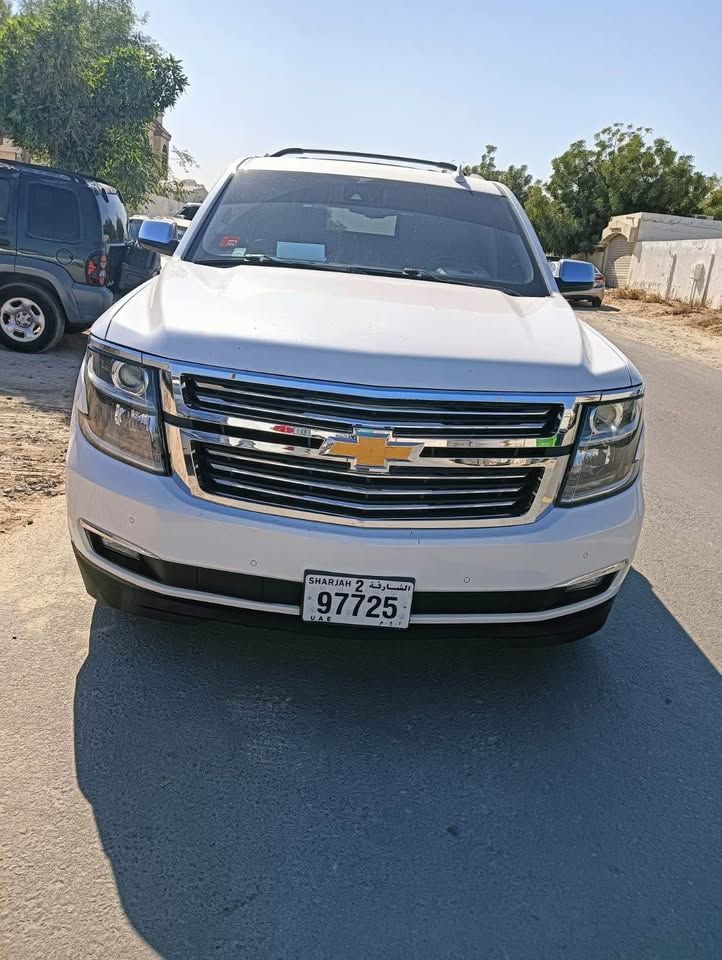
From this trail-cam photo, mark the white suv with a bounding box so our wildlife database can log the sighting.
[66,149,644,641]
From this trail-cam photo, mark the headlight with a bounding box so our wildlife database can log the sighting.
[559,396,644,505]
[78,347,167,473]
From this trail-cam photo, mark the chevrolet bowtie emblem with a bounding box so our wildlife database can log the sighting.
[320,429,423,473]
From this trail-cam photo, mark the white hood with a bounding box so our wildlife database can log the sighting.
[98,260,634,393]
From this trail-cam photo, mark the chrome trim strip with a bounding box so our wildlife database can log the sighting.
[555,561,627,589]
[79,520,162,559]
[72,522,626,624]
[408,578,623,624]
[176,426,560,470]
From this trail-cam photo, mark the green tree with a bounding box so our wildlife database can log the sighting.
[0,1,11,21]
[524,184,581,257]
[0,0,189,207]
[546,123,712,252]
[702,179,722,221]
[465,144,535,205]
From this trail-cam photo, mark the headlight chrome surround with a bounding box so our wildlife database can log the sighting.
[559,393,644,505]
[78,345,168,474]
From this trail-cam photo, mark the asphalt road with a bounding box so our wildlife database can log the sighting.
[1,320,721,960]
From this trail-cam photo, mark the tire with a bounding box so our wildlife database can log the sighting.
[590,297,602,308]
[0,283,66,353]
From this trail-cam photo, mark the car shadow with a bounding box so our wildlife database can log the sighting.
[74,569,722,960]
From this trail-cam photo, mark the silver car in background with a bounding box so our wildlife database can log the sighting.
[549,258,605,307]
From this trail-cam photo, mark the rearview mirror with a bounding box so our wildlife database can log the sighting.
[555,259,595,293]
[138,219,178,256]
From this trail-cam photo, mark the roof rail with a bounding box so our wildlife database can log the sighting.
[269,148,457,173]
[0,158,117,189]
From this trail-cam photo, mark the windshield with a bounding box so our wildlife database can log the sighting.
[188,170,548,295]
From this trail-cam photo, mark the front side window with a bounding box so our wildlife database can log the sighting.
[27,183,81,241]
[188,170,548,296]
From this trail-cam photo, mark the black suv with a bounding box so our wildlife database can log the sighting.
[0,160,155,352]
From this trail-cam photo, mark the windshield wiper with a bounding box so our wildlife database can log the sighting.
[194,254,344,271]
[193,256,522,295]
[400,267,522,296]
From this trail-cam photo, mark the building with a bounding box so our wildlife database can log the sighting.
[1,114,171,170]
[139,179,208,218]
[599,212,722,287]
[149,116,172,173]
[0,134,30,163]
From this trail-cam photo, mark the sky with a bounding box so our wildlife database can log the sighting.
[140,0,722,191]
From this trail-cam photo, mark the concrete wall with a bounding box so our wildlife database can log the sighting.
[626,238,722,308]
[637,213,722,243]
[136,182,208,218]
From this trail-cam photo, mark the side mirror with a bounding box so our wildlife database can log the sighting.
[555,259,595,292]
[138,219,178,256]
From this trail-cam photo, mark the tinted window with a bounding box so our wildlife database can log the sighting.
[0,178,10,222]
[97,189,128,242]
[27,182,81,241]
[128,218,145,241]
[190,170,547,295]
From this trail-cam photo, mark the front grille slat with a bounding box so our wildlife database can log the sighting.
[184,375,563,439]
[207,447,531,481]
[210,476,523,517]
[206,458,528,498]
[193,441,543,523]
[192,379,550,418]
[192,391,549,435]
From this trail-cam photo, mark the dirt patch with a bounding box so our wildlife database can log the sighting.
[0,335,86,535]
[606,288,722,336]
[577,293,722,370]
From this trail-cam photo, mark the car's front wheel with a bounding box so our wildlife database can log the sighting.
[590,297,602,308]
[0,284,66,352]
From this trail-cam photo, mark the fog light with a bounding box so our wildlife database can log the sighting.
[562,561,627,592]
[99,534,141,559]
[565,575,604,593]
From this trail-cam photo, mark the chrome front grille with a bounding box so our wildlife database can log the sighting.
[182,374,564,439]
[158,362,585,529]
[193,442,544,523]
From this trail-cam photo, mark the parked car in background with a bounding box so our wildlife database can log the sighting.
[170,216,191,242]
[175,201,201,221]
[67,149,645,643]
[549,257,605,307]
[128,215,150,242]
[0,160,157,352]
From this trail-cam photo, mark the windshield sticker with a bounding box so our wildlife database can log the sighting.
[276,241,326,262]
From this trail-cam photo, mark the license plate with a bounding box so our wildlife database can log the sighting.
[303,572,414,629]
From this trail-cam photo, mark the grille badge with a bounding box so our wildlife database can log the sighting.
[319,429,423,474]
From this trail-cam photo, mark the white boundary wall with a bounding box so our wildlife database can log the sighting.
[626,239,722,309]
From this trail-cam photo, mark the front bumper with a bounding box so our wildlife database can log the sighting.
[67,426,644,630]
[564,287,605,304]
